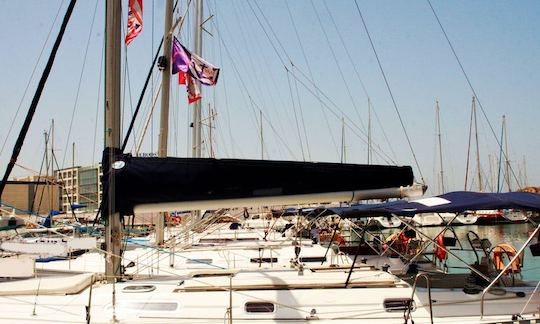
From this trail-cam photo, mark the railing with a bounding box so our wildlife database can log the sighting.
[480,224,540,319]
[405,273,433,324]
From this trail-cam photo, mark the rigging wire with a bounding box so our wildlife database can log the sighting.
[353,0,425,182]
[249,2,311,160]
[285,69,307,161]
[91,38,104,164]
[426,0,522,189]
[60,0,99,168]
[210,20,298,160]
[120,0,183,154]
[227,2,273,155]
[310,0,367,134]
[151,0,156,154]
[247,1,396,164]
[292,66,312,160]
[210,1,234,158]
[232,1,292,158]
[122,45,137,154]
[0,0,66,157]
[0,0,78,197]
[30,131,49,213]
[320,0,399,163]
[284,0,339,159]
[287,70,396,164]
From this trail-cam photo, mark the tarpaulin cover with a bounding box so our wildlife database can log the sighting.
[322,191,540,218]
[101,150,414,217]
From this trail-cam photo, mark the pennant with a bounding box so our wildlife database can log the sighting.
[125,0,143,45]
[172,36,191,74]
[186,74,202,104]
[178,71,187,85]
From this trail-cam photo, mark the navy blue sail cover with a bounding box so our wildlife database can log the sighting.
[322,191,540,218]
[384,191,540,215]
[101,150,414,217]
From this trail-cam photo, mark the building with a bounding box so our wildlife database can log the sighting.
[0,176,60,216]
[55,167,80,212]
[78,164,103,212]
[55,164,102,213]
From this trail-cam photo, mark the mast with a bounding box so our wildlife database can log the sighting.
[189,0,204,224]
[44,130,51,215]
[158,0,173,158]
[260,109,263,159]
[50,120,55,215]
[523,157,528,187]
[436,100,445,194]
[497,115,504,192]
[71,142,75,208]
[104,0,122,280]
[503,115,511,191]
[155,0,173,246]
[340,117,345,163]
[367,98,371,164]
[209,103,214,158]
[472,96,483,192]
[192,0,203,158]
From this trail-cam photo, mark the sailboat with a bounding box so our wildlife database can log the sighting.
[2,1,540,323]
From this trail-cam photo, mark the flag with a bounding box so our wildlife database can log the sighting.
[172,36,191,74]
[189,53,220,86]
[178,71,187,85]
[186,74,202,104]
[125,0,143,45]
[172,36,220,86]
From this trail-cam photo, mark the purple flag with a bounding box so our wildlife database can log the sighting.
[172,36,191,74]
[172,37,220,86]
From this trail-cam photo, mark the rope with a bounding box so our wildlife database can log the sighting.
[0,0,78,198]
[426,0,522,189]
[353,0,425,182]
[91,39,104,163]
[310,0,367,134]
[60,0,99,168]
[285,69,306,161]
[210,20,298,159]
[0,0,66,157]
[284,0,340,158]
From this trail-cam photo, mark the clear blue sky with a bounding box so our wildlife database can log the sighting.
[0,0,539,195]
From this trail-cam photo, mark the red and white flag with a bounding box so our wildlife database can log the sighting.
[186,74,202,104]
[125,0,143,45]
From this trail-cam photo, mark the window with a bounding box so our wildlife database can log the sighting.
[299,256,326,263]
[110,301,177,311]
[186,258,213,264]
[383,298,415,312]
[250,257,278,263]
[122,285,156,293]
[245,302,275,313]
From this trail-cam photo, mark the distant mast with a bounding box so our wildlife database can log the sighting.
[472,96,483,192]
[436,100,445,194]
[260,109,264,159]
[464,95,482,192]
[367,98,372,165]
[340,117,345,163]
[503,115,512,191]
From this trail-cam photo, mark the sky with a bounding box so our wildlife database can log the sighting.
[0,0,539,196]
